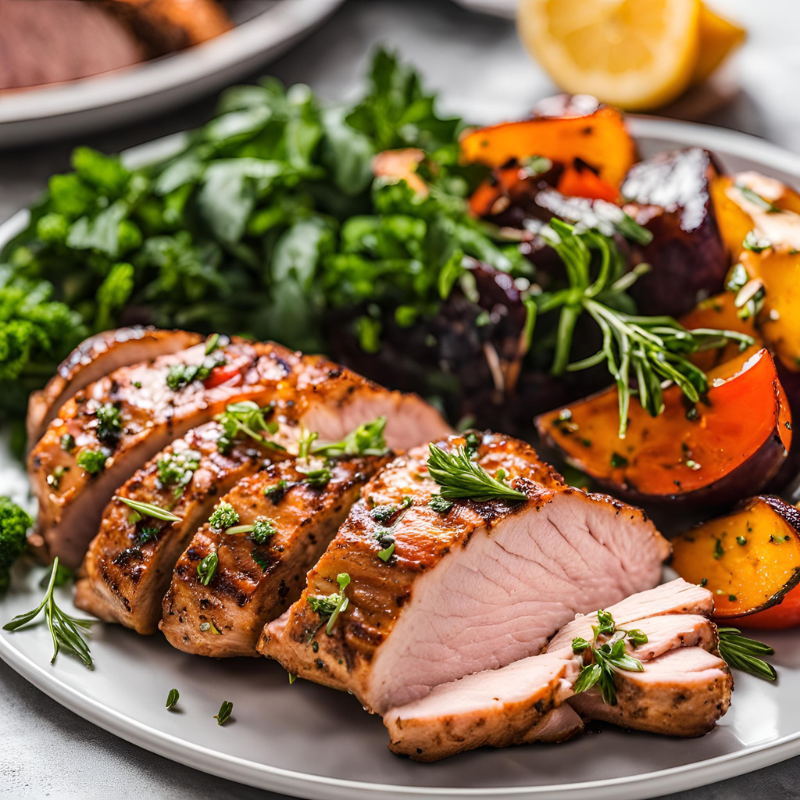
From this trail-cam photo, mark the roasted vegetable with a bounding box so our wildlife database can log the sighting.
[621,148,728,318]
[671,496,800,627]
[536,347,792,506]
[461,99,635,188]
[711,172,800,261]
[680,291,760,372]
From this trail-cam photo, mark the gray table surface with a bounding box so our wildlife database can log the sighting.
[2,0,800,797]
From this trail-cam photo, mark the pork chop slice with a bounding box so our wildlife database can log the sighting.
[160,455,386,656]
[26,328,201,445]
[74,421,286,633]
[258,432,669,714]
[29,338,298,568]
[384,652,580,761]
[568,647,732,738]
[545,578,715,655]
[382,584,717,760]
[30,336,450,569]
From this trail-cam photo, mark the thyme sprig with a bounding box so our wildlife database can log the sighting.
[3,558,95,667]
[426,444,526,502]
[718,627,777,681]
[571,609,646,706]
[538,220,755,437]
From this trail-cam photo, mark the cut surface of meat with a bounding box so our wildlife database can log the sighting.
[160,455,386,657]
[569,646,732,738]
[383,580,725,760]
[384,652,579,762]
[74,421,285,633]
[26,328,202,445]
[259,432,668,714]
[29,333,450,569]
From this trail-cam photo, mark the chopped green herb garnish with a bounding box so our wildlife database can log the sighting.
[736,536,747,546]
[626,629,648,647]
[138,527,159,544]
[77,448,107,474]
[371,504,398,523]
[214,700,233,726]
[204,333,221,355]
[377,543,396,562]
[226,516,277,543]
[47,465,69,490]
[197,551,218,585]
[166,351,226,391]
[60,433,75,453]
[743,230,771,252]
[312,416,389,457]
[166,688,179,710]
[428,493,454,514]
[215,401,284,453]
[264,480,289,502]
[713,538,724,559]
[252,548,270,571]
[209,501,239,531]
[157,449,201,497]
[610,452,628,468]
[736,184,780,213]
[95,402,122,444]
[307,573,351,634]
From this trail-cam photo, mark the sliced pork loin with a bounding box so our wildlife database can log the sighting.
[258,432,669,715]
[26,328,202,445]
[160,455,387,657]
[74,421,288,633]
[569,646,732,738]
[383,579,728,760]
[29,333,450,568]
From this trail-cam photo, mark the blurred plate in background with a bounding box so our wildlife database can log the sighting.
[451,0,516,18]
[0,0,343,148]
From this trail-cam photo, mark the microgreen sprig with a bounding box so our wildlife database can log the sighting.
[215,401,286,453]
[307,573,351,635]
[312,416,390,457]
[3,558,95,668]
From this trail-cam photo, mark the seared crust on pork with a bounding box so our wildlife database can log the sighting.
[160,456,387,656]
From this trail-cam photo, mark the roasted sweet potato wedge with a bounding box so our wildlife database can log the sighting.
[711,172,800,260]
[680,291,760,372]
[536,347,792,507]
[671,496,800,627]
[460,102,635,188]
[621,148,728,317]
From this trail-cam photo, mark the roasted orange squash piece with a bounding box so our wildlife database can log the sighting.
[372,149,428,197]
[536,347,792,506]
[680,291,760,372]
[740,248,800,374]
[711,172,800,260]
[671,496,800,627]
[460,105,635,188]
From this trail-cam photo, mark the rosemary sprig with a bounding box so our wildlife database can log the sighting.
[718,627,777,681]
[3,558,95,667]
[571,609,646,705]
[114,496,183,523]
[426,444,526,502]
[538,220,754,437]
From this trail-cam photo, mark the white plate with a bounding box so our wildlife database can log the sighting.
[451,0,517,19]
[3,118,800,800]
[0,0,343,148]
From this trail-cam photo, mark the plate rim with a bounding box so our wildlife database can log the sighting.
[0,0,344,124]
[3,115,800,800]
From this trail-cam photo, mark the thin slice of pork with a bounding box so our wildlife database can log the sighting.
[383,580,722,760]
[160,455,387,657]
[74,421,287,633]
[26,328,201,445]
[29,334,451,568]
[569,647,732,738]
[259,432,669,715]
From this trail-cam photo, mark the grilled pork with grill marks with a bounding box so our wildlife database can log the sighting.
[29,338,295,569]
[29,333,451,568]
[74,421,287,633]
[383,580,725,760]
[26,327,202,445]
[160,456,386,657]
[258,432,669,715]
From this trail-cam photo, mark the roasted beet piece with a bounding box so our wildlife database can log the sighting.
[621,148,728,318]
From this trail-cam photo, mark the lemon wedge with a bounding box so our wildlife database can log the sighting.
[691,3,746,86]
[518,0,702,110]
